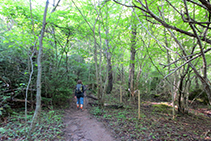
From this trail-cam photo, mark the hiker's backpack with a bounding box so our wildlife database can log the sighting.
[75,84,83,94]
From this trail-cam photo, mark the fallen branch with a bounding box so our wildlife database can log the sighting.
[12,98,31,103]
[88,102,124,109]
[86,95,98,100]
[3,88,36,93]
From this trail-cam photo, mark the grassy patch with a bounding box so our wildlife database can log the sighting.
[152,103,172,114]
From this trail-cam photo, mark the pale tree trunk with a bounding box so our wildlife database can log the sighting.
[172,72,180,119]
[98,23,103,107]
[93,21,100,103]
[25,51,34,122]
[29,0,37,111]
[26,0,33,122]
[28,1,48,140]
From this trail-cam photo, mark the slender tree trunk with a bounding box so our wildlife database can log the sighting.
[178,76,184,114]
[136,59,146,89]
[178,65,191,114]
[128,9,137,93]
[172,79,176,119]
[121,64,124,85]
[184,71,191,114]
[64,35,70,80]
[103,3,113,94]
[98,23,103,107]
[28,1,48,140]
[195,75,199,89]
[25,51,34,122]
[105,30,113,94]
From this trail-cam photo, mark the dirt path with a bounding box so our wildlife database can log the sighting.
[63,99,115,141]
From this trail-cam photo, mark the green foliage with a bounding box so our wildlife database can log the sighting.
[189,89,209,105]
[0,110,65,140]
[0,94,13,120]
[0,0,211,128]
[90,107,103,116]
[152,103,172,114]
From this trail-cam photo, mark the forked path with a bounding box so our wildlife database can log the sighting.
[63,100,115,141]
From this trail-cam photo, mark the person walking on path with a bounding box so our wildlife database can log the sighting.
[75,80,85,111]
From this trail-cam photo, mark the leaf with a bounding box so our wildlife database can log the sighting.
[183,134,187,137]
[0,127,6,133]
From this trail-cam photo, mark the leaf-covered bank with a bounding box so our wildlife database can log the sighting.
[89,94,211,141]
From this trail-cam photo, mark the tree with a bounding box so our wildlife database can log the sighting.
[113,0,211,105]
[28,0,49,140]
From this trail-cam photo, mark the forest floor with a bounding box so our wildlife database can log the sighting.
[1,93,210,140]
[63,94,211,141]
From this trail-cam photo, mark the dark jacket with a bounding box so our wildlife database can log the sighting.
[75,84,85,98]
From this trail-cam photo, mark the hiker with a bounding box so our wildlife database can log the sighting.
[75,80,85,110]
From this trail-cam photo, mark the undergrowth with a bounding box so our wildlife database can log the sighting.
[88,93,211,141]
[0,109,65,140]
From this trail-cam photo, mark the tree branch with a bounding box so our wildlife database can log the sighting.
[187,0,208,10]
[51,0,61,13]
[133,2,211,44]
[198,0,211,13]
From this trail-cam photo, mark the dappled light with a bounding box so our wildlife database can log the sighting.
[1,0,211,140]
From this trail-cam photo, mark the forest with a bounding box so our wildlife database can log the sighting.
[0,0,211,140]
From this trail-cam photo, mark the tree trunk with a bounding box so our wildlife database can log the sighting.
[195,75,199,89]
[178,75,184,114]
[128,48,136,90]
[106,51,113,94]
[98,24,103,107]
[105,29,113,94]
[28,1,48,140]
[128,9,137,92]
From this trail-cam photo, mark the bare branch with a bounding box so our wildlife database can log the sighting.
[160,52,200,68]
[161,47,211,69]
[71,0,94,32]
[187,0,208,10]
[163,56,198,79]
[165,0,182,16]
[184,0,207,79]
[113,0,134,8]
[51,0,61,13]
[133,1,211,44]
